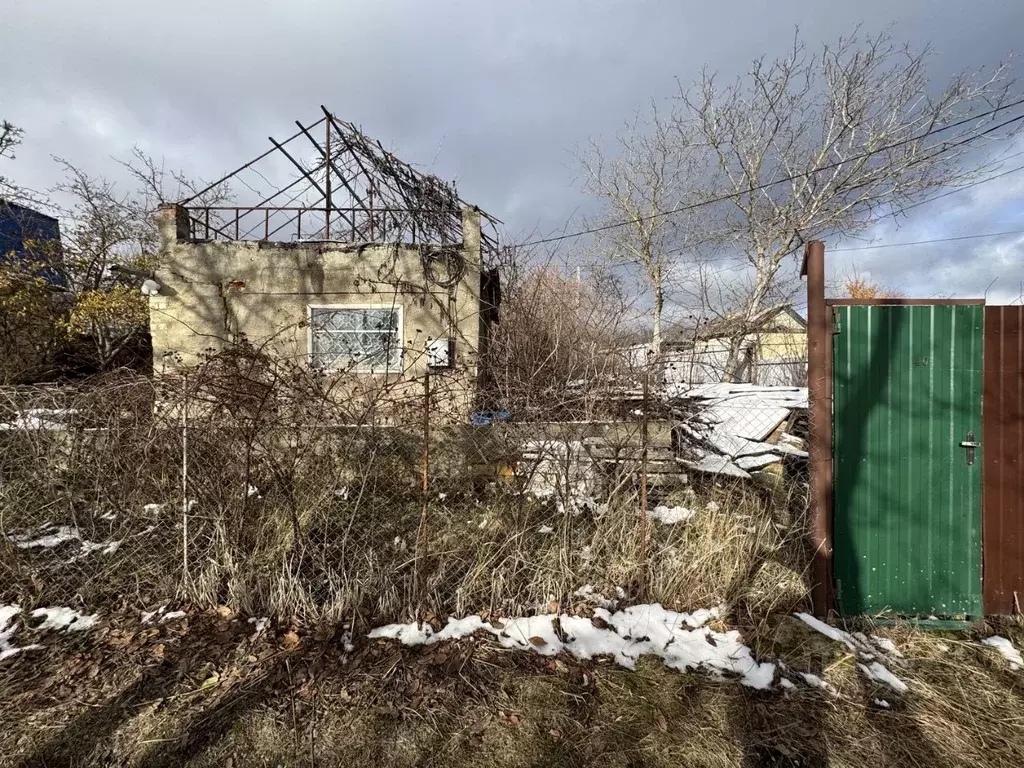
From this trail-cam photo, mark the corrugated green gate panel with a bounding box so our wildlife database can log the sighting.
[832,305,983,618]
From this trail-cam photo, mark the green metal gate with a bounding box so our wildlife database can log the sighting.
[832,304,984,618]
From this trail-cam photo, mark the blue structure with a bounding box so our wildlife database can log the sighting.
[0,200,63,286]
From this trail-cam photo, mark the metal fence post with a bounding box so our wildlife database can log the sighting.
[804,240,833,617]
[639,354,650,599]
[415,369,431,618]
[181,399,189,583]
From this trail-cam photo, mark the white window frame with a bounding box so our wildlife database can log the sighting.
[307,303,404,374]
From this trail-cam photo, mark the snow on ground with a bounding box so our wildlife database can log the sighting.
[370,604,784,689]
[248,617,270,637]
[0,605,43,660]
[141,606,167,625]
[9,525,82,549]
[8,523,124,564]
[795,613,907,693]
[858,661,909,693]
[649,505,697,524]
[868,635,903,658]
[31,607,98,632]
[0,408,76,431]
[981,636,1023,671]
[799,671,836,693]
[2,604,100,659]
[141,606,187,624]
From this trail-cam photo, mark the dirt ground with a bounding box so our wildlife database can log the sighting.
[2,609,1023,768]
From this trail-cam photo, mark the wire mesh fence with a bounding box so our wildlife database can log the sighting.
[0,350,811,628]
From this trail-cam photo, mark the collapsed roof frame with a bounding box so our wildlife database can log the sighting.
[179,105,499,252]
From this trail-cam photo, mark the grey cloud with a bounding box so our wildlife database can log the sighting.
[2,0,1023,300]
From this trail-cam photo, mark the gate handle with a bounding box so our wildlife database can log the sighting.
[960,431,979,465]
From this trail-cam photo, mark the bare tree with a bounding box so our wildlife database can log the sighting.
[484,245,639,418]
[53,151,231,369]
[671,29,1018,377]
[576,108,708,359]
[1,120,26,201]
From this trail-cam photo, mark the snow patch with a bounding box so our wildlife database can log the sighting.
[0,408,75,431]
[0,605,43,660]
[10,525,81,549]
[538,525,555,534]
[141,605,167,624]
[873,699,890,709]
[981,636,1023,671]
[858,661,909,693]
[649,505,697,524]
[31,607,98,632]
[370,604,775,689]
[9,523,123,562]
[798,672,836,693]
[870,635,903,658]
[795,613,907,692]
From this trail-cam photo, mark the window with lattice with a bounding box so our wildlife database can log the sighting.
[308,305,402,373]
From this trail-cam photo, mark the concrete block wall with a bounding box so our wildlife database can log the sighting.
[150,204,483,420]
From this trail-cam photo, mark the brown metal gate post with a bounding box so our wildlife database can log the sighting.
[983,305,1024,615]
[803,241,833,617]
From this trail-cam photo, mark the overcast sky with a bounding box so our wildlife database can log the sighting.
[3,0,1023,307]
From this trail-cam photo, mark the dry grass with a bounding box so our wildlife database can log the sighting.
[2,611,1023,767]
[0,370,811,630]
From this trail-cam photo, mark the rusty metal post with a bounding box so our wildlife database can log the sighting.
[805,240,833,617]
[324,118,332,238]
[639,355,650,599]
[414,370,431,619]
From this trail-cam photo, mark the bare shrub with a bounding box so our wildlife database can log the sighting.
[0,344,809,627]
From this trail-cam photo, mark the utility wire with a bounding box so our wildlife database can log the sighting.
[894,158,1024,214]
[831,228,1024,252]
[518,96,1024,248]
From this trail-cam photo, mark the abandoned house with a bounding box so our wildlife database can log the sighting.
[148,108,500,418]
[661,304,807,386]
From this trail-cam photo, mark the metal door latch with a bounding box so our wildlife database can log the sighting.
[960,431,979,465]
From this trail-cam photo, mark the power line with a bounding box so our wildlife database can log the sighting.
[518,96,1024,248]
[896,158,1024,214]
[831,229,1024,252]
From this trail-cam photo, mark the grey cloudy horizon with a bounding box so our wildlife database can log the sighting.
[2,0,1023,307]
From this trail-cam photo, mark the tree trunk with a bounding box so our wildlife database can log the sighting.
[650,265,663,362]
[723,258,774,381]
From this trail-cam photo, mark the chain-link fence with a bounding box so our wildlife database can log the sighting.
[0,350,811,628]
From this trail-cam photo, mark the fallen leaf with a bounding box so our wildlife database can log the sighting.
[216,605,234,619]
[281,631,301,650]
[528,636,548,647]
[655,711,668,732]
[199,671,220,690]
[548,600,560,613]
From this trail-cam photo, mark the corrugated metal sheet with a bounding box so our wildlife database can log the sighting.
[833,304,983,618]
[983,305,1024,614]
